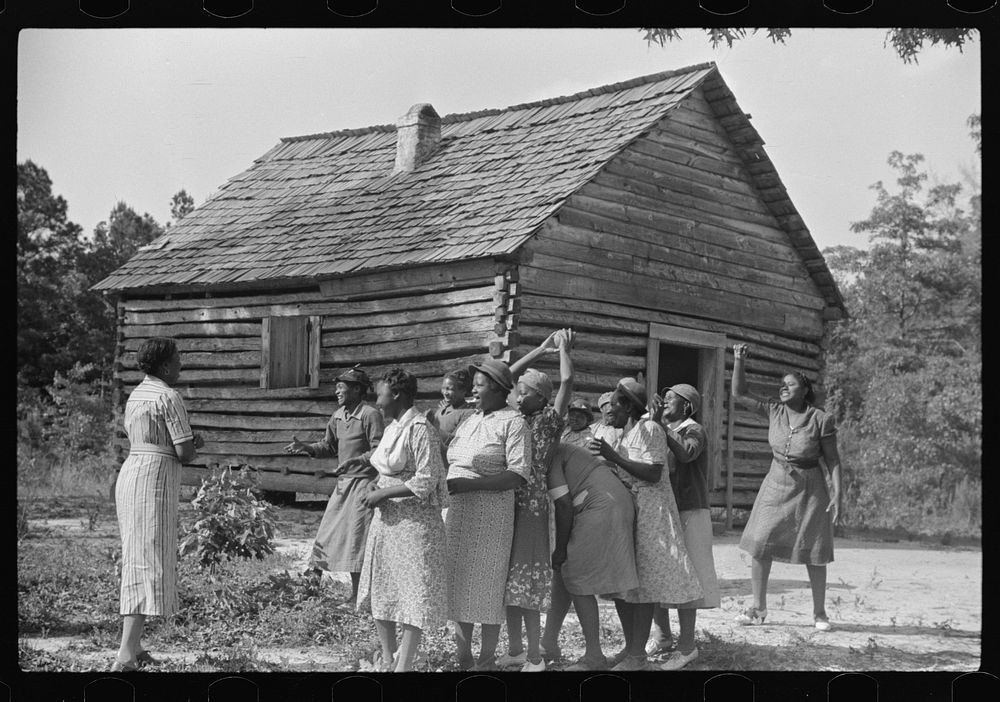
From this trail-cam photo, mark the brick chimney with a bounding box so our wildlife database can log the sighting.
[393,103,441,173]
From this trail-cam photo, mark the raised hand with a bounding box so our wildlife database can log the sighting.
[284,436,311,456]
[733,343,749,360]
[192,433,205,449]
[650,393,665,423]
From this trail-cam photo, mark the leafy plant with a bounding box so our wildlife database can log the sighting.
[179,467,278,567]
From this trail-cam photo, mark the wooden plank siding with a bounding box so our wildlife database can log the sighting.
[114,264,506,490]
[513,89,828,508]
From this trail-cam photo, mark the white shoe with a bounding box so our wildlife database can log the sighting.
[495,651,527,668]
[659,647,699,671]
[521,659,546,672]
[814,616,832,631]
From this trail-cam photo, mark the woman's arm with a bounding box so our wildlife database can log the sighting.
[551,330,575,417]
[731,343,770,408]
[363,483,416,508]
[447,471,526,494]
[820,435,842,525]
[551,496,574,568]
[509,330,562,379]
[590,438,663,483]
[664,425,706,465]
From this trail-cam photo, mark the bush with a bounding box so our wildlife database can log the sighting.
[179,467,278,568]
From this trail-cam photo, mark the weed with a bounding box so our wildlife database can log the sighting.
[17,502,30,544]
[868,567,883,590]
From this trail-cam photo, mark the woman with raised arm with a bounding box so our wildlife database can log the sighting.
[112,337,204,672]
[730,343,842,631]
[356,369,449,672]
[494,329,574,672]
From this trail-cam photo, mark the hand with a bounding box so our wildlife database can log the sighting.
[362,488,386,509]
[284,436,312,456]
[733,343,749,360]
[650,393,665,424]
[447,477,475,495]
[586,437,615,463]
[559,328,576,350]
[438,399,450,411]
[540,330,562,354]
[551,547,567,569]
[827,495,841,525]
[192,433,205,449]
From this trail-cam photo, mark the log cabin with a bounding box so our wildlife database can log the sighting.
[94,62,846,522]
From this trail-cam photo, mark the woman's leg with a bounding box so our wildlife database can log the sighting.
[117,614,144,664]
[541,570,571,654]
[572,595,604,660]
[374,619,397,668]
[454,621,475,668]
[649,604,674,647]
[628,603,655,657]
[349,572,361,601]
[394,625,422,672]
[806,565,828,618]
[480,623,501,665]
[613,600,634,656]
[522,608,542,664]
[676,609,697,653]
[751,557,773,612]
[505,606,524,656]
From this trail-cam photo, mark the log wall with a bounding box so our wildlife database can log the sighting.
[114,259,508,492]
[514,85,829,509]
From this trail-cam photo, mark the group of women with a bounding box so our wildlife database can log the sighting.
[110,333,842,674]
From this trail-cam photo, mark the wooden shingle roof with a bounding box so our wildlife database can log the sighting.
[93,62,844,314]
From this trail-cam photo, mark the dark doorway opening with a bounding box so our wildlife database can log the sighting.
[654,343,700,395]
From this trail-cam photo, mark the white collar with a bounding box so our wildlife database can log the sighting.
[667,417,696,432]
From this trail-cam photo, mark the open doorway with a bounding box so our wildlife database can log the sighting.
[652,344,700,396]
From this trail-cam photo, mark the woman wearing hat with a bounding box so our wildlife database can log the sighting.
[285,365,385,607]
[112,337,204,671]
[646,383,721,670]
[443,357,532,670]
[587,379,702,671]
[494,329,575,672]
[356,369,449,672]
[590,391,623,446]
[426,368,477,464]
[560,398,595,449]
[731,344,842,631]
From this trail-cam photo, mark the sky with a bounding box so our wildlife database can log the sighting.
[17,28,981,252]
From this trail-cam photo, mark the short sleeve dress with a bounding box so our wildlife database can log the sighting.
[444,408,532,625]
[738,400,837,564]
[357,407,450,630]
[116,375,194,616]
[607,418,703,606]
[427,402,476,464]
[504,406,563,612]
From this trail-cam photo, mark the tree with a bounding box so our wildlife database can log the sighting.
[640,28,977,64]
[83,201,165,284]
[821,140,981,534]
[169,189,196,225]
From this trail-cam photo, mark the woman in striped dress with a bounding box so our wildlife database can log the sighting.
[113,337,203,672]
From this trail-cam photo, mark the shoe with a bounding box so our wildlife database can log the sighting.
[564,655,609,671]
[611,654,649,672]
[608,648,630,666]
[110,659,139,673]
[135,650,158,666]
[520,659,546,672]
[473,657,498,671]
[734,607,768,626]
[814,615,832,632]
[539,643,562,662]
[645,638,676,656]
[495,651,527,668]
[659,647,699,671]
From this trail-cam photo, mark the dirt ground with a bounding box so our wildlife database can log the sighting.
[20,497,981,672]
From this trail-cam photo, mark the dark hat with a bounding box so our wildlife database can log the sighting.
[567,398,594,423]
[616,377,647,413]
[335,364,370,388]
[664,383,702,416]
[469,358,514,391]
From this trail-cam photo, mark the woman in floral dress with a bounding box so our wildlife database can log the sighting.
[495,329,575,672]
[357,368,449,672]
[588,378,702,671]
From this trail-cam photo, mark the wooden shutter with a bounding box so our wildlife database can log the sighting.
[261,316,310,389]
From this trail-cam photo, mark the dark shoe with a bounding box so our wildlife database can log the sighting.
[539,643,562,662]
[564,654,609,671]
[136,650,158,666]
[609,648,630,666]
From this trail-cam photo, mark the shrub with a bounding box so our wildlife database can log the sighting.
[179,467,278,568]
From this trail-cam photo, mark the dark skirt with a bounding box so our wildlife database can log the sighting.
[310,475,376,572]
[739,460,834,565]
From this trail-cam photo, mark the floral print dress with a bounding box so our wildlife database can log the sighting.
[504,405,564,611]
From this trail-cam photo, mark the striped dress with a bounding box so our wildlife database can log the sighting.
[115,375,194,616]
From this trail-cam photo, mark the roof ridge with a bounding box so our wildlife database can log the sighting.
[279,62,718,144]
